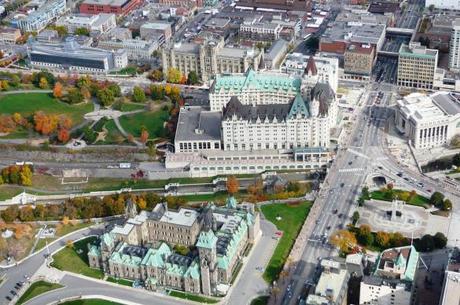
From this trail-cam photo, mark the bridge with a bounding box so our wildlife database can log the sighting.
[386,27,415,35]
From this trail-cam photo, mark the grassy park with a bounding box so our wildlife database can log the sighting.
[261,201,312,283]
[370,189,430,207]
[16,281,63,305]
[118,109,169,138]
[35,222,94,252]
[168,290,219,304]
[106,277,133,287]
[0,93,93,125]
[51,236,104,279]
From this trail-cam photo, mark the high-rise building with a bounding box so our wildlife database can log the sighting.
[397,42,438,90]
[449,19,460,71]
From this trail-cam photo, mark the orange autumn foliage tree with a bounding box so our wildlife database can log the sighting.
[140,127,149,144]
[53,82,63,98]
[57,128,70,143]
[226,176,239,195]
[33,112,72,136]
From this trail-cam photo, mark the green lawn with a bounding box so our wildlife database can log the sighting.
[120,103,145,112]
[35,222,94,252]
[0,185,21,200]
[0,93,93,125]
[250,296,269,305]
[16,281,63,305]
[106,277,133,287]
[370,190,430,207]
[261,201,312,283]
[57,299,124,305]
[168,290,219,304]
[118,109,169,138]
[51,236,104,279]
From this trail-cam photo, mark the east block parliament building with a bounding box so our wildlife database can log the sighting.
[89,198,260,296]
[167,57,339,177]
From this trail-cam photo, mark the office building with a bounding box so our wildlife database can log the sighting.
[320,22,386,55]
[162,36,263,83]
[56,13,116,34]
[395,92,460,150]
[344,43,375,80]
[239,21,283,42]
[439,251,460,305]
[98,38,158,61]
[397,42,438,90]
[306,259,349,305]
[159,0,203,7]
[281,54,339,92]
[235,0,311,11]
[449,18,460,71]
[79,0,142,15]
[140,22,172,43]
[16,0,67,32]
[359,246,419,305]
[264,39,288,70]
[88,198,260,296]
[426,0,460,10]
[27,37,128,73]
[0,27,21,44]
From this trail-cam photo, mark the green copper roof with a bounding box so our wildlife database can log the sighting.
[288,94,310,119]
[226,196,237,209]
[88,245,101,257]
[101,232,114,248]
[217,219,248,270]
[184,260,200,280]
[109,243,143,267]
[213,69,301,93]
[245,212,253,225]
[141,243,172,268]
[196,230,218,249]
[402,245,419,282]
[395,252,406,268]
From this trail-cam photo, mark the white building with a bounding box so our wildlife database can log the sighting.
[16,0,67,32]
[449,18,460,71]
[426,0,460,10]
[280,53,339,93]
[221,83,337,151]
[360,278,411,305]
[56,13,116,34]
[395,92,460,149]
[98,38,158,61]
[439,270,460,305]
[306,259,349,305]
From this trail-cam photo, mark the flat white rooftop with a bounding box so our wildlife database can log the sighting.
[160,208,199,227]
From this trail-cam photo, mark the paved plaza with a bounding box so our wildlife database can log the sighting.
[357,199,449,238]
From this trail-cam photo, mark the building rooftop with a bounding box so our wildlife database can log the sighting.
[265,39,288,60]
[81,0,130,6]
[172,42,200,54]
[311,259,348,303]
[346,43,374,54]
[375,245,419,281]
[440,270,460,305]
[141,22,171,30]
[398,92,460,123]
[399,43,438,58]
[175,107,222,142]
[321,22,385,46]
[29,38,117,60]
[205,17,231,29]
[368,1,399,14]
[217,47,257,58]
[432,92,460,115]
[159,208,199,227]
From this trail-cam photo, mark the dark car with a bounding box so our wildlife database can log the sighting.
[333,209,338,214]
[10,290,17,296]
[340,183,345,187]
[348,161,353,165]
[6,296,12,301]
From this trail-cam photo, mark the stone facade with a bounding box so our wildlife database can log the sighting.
[88,198,260,296]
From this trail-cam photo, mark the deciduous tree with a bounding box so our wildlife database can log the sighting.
[226,176,239,195]
[375,231,390,248]
[329,230,357,253]
[140,127,149,144]
[57,128,70,143]
[38,77,48,89]
[53,82,63,98]
[132,86,146,103]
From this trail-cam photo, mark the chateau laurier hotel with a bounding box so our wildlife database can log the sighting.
[88,197,260,296]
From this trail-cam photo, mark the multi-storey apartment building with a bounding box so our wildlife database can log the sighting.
[16,0,67,32]
[88,198,260,296]
[344,43,375,80]
[395,92,460,149]
[449,18,460,71]
[161,36,263,82]
[397,42,438,90]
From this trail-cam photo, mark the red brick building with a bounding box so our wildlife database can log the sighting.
[79,0,142,15]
